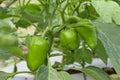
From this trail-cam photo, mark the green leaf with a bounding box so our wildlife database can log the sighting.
[0,19,16,33]
[25,35,32,49]
[86,66,112,80]
[93,21,120,77]
[73,68,103,80]
[95,39,108,64]
[62,50,75,65]
[16,12,42,28]
[7,47,25,59]
[22,11,43,23]
[59,71,72,80]
[0,7,7,19]
[0,49,12,60]
[37,19,47,31]
[49,67,63,80]
[35,65,48,80]
[75,19,97,50]
[65,16,81,25]
[0,0,3,4]
[0,47,25,60]
[0,71,14,80]
[75,47,93,64]
[114,0,120,5]
[0,33,24,60]
[15,3,43,28]
[36,65,72,80]
[92,0,120,25]
[79,2,98,20]
[15,17,32,28]
[73,66,111,80]
[0,33,18,48]
[24,3,41,14]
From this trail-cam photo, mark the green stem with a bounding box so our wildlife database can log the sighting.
[19,0,21,6]
[44,0,51,27]
[34,72,38,80]
[48,32,53,53]
[52,24,66,35]
[60,0,66,4]
[18,17,38,28]
[41,27,49,38]
[81,61,87,80]
[81,42,87,80]
[22,0,31,11]
[61,12,65,23]
[61,0,69,23]
[83,71,87,80]
[13,57,18,73]
[22,0,25,6]
[38,0,45,5]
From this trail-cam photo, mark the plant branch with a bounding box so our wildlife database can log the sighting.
[38,0,45,5]
[22,0,25,6]
[41,27,49,38]
[52,24,66,35]
[61,0,69,23]
[22,0,31,11]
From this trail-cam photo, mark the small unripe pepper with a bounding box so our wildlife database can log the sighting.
[60,29,80,50]
[27,37,49,72]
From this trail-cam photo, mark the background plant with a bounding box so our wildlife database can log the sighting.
[0,0,120,80]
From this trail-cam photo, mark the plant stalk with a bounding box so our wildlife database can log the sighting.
[83,72,87,80]
[41,27,49,38]
[81,61,87,80]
